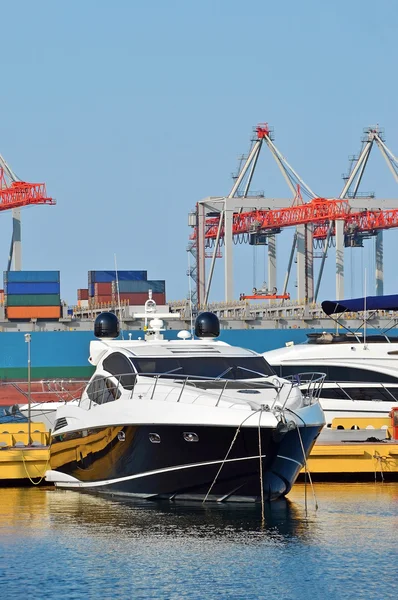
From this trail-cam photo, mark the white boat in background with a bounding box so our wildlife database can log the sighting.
[18,398,81,430]
[45,311,325,502]
[264,294,398,425]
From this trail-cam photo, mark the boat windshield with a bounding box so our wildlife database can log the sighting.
[130,356,275,380]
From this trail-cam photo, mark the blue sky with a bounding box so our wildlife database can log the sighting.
[0,0,397,304]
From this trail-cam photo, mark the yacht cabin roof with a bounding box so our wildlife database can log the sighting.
[89,338,259,365]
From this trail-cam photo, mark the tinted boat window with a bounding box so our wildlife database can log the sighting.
[130,356,275,380]
[319,386,398,402]
[103,352,137,390]
[273,364,398,384]
[86,376,119,404]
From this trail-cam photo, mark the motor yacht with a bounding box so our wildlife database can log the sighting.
[45,312,325,502]
[264,294,398,425]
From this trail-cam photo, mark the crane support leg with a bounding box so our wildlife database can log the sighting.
[282,231,297,295]
[268,235,277,292]
[335,219,344,300]
[306,225,314,303]
[197,203,206,306]
[375,231,384,296]
[224,209,234,301]
[12,208,21,271]
[296,225,306,303]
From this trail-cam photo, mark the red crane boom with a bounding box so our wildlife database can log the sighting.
[191,198,351,240]
[313,208,398,239]
[191,199,398,242]
[0,167,55,212]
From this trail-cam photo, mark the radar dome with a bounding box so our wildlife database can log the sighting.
[194,312,220,339]
[94,312,120,339]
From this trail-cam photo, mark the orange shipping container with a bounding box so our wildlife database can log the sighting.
[7,306,61,319]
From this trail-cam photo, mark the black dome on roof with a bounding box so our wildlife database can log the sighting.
[94,312,120,339]
[194,312,220,338]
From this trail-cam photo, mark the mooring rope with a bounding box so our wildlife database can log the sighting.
[373,451,385,483]
[258,407,265,524]
[203,408,262,504]
[21,439,52,486]
[296,423,318,513]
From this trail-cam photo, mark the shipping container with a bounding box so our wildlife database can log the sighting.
[5,282,60,295]
[77,288,89,301]
[93,295,113,303]
[89,283,95,297]
[113,292,166,305]
[6,306,61,319]
[77,299,89,307]
[114,280,166,294]
[88,270,147,284]
[94,282,113,295]
[4,271,60,283]
[6,294,60,307]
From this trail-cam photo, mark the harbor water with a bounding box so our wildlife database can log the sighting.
[0,483,397,599]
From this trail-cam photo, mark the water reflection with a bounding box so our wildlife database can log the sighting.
[0,486,317,544]
[56,490,315,544]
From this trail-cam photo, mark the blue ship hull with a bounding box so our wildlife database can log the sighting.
[0,328,326,379]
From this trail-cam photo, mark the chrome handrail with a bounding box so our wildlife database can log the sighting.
[283,372,326,405]
[78,370,325,410]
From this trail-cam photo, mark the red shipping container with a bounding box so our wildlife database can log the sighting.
[77,288,89,301]
[94,282,113,295]
[94,295,113,303]
[114,292,166,305]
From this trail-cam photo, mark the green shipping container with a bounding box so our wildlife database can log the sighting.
[6,294,61,307]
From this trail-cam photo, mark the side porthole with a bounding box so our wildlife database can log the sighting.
[183,432,199,443]
[149,433,161,444]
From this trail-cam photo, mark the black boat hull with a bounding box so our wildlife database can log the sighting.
[50,423,322,501]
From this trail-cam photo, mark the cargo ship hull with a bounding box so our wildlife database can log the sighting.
[0,322,391,380]
[0,327,321,380]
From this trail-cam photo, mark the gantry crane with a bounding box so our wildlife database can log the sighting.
[189,124,398,306]
[314,126,398,300]
[0,153,55,271]
[189,124,318,306]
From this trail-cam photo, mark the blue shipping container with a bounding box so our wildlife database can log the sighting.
[117,280,165,294]
[5,282,61,295]
[4,271,60,283]
[88,270,147,283]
